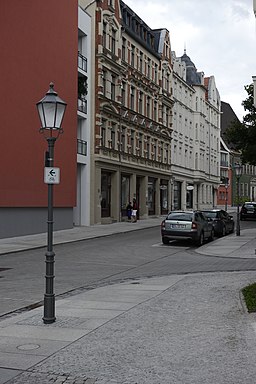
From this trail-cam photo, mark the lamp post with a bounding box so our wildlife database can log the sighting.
[225,177,229,212]
[36,83,67,324]
[234,163,242,237]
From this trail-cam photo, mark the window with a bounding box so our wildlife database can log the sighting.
[131,130,135,154]
[138,91,143,114]
[111,74,116,101]
[130,86,135,110]
[153,100,157,120]
[131,45,135,67]
[147,58,151,78]
[153,139,157,160]
[166,73,170,93]
[139,133,143,156]
[139,51,143,72]
[102,70,107,97]
[165,145,169,163]
[111,28,116,54]
[146,137,150,159]
[111,127,116,149]
[103,22,107,48]
[121,82,126,106]
[101,122,106,147]
[122,38,126,61]
[154,63,158,82]
[146,96,151,117]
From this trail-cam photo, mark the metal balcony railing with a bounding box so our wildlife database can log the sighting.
[77,139,87,156]
[78,51,87,72]
[78,98,87,114]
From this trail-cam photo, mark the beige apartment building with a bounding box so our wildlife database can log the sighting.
[80,0,173,224]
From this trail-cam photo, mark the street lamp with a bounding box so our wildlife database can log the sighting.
[234,163,242,236]
[224,177,229,212]
[36,83,67,324]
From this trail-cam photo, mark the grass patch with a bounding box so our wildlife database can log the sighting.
[242,283,256,312]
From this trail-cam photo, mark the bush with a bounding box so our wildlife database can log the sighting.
[242,283,256,312]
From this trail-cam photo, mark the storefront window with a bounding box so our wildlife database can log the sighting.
[148,178,156,215]
[160,180,168,215]
[121,175,130,216]
[101,172,111,217]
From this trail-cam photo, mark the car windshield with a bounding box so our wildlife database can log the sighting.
[203,211,217,218]
[245,204,256,208]
[167,212,193,221]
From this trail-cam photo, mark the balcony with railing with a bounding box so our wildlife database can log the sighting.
[78,98,87,115]
[78,51,87,73]
[77,139,87,156]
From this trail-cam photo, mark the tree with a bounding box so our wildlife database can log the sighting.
[224,84,256,165]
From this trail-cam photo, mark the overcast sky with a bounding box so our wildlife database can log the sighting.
[124,0,256,120]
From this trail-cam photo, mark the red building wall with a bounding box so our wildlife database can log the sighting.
[0,0,78,207]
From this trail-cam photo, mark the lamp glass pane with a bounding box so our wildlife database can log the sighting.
[44,103,56,129]
[37,103,46,127]
[55,103,66,129]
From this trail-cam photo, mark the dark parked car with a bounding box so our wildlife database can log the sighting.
[161,210,214,246]
[202,209,234,237]
[240,202,256,220]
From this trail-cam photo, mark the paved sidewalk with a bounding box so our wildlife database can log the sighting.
[1,218,256,383]
[0,217,163,255]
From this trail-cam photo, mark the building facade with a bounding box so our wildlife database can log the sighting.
[171,51,221,210]
[80,0,173,223]
[0,0,78,238]
[74,7,92,226]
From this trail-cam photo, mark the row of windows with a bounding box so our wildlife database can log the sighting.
[242,164,256,175]
[101,72,171,125]
[100,125,170,162]
[122,38,159,81]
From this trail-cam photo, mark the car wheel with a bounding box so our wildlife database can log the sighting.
[162,237,169,245]
[196,232,204,246]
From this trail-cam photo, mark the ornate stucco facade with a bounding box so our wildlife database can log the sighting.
[171,51,221,210]
[80,0,173,223]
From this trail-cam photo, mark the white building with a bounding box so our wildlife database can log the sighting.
[171,51,221,210]
[74,6,92,226]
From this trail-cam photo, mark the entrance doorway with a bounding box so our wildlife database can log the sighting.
[101,171,111,217]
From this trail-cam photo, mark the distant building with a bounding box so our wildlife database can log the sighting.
[220,101,256,205]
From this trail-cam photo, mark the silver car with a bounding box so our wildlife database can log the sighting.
[161,210,214,246]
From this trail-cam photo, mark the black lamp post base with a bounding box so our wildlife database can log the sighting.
[43,316,56,324]
[43,294,56,324]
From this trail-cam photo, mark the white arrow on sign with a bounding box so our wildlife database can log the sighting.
[44,167,60,184]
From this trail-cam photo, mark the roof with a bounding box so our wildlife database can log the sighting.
[180,52,202,85]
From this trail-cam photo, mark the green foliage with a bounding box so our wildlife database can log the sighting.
[242,283,256,312]
[224,84,256,165]
[233,196,249,206]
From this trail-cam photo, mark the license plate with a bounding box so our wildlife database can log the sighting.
[171,224,186,229]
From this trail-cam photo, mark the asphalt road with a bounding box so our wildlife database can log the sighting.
[1,222,256,317]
